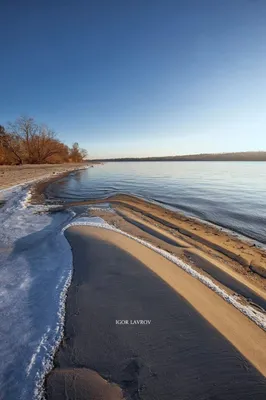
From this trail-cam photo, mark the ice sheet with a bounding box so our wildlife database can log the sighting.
[0,185,73,399]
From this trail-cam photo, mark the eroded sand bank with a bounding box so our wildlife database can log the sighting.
[86,201,266,313]
[46,226,266,400]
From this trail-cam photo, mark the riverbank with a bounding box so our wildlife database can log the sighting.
[0,163,91,190]
[2,169,265,398]
[62,194,266,300]
[46,225,266,399]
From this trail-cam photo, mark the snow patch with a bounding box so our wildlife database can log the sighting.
[0,185,74,399]
[88,205,115,213]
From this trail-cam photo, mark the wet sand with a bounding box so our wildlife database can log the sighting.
[65,194,266,283]
[89,207,266,312]
[46,226,266,400]
[63,192,266,328]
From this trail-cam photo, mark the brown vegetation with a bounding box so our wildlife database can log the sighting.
[0,116,88,165]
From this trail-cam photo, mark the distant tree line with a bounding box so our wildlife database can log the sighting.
[0,116,88,165]
[93,151,266,162]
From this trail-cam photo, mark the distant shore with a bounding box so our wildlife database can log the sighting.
[91,151,266,162]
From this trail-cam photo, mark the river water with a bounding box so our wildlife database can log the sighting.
[46,161,266,244]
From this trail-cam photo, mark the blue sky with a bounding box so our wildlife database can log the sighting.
[1,0,266,158]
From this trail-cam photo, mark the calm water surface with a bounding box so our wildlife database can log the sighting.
[46,162,266,244]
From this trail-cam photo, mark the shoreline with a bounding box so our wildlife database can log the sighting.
[1,170,266,398]
[60,194,266,288]
[30,178,266,310]
[0,163,92,192]
[151,196,266,250]
[46,226,266,399]
[40,183,266,313]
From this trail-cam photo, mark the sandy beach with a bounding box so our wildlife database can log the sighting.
[46,225,266,399]
[0,163,90,191]
[74,195,266,277]
[61,194,266,309]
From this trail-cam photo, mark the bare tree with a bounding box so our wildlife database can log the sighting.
[70,142,80,162]
[0,116,87,165]
[80,148,88,160]
[8,116,38,163]
[0,125,24,164]
[30,125,59,163]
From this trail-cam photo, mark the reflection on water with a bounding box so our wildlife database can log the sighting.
[46,162,266,244]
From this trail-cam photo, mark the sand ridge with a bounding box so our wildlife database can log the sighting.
[46,225,266,399]
[115,207,266,304]
[65,194,266,293]
[104,195,266,279]
[76,226,266,377]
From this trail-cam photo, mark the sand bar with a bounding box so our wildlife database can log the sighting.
[46,226,266,399]
[63,194,266,308]
[57,196,266,320]
[65,194,266,280]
